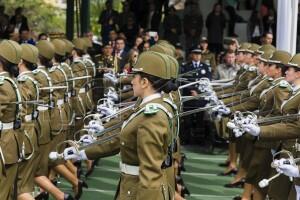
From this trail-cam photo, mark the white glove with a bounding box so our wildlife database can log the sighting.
[217,106,231,115]
[63,147,88,161]
[274,158,300,177]
[107,91,119,102]
[79,134,96,146]
[243,124,260,136]
[104,73,118,84]
[99,106,116,117]
[88,120,104,134]
[227,122,244,137]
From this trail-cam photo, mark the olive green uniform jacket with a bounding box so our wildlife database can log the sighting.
[85,96,174,200]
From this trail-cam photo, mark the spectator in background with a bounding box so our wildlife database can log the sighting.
[10,7,29,33]
[142,41,151,51]
[163,6,181,45]
[108,29,118,48]
[119,1,135,28]
[145,2,161,31]
[0,5,9,39]
[206,3,226,55]
[263,8,276,44]
[214,50,239,80]
[19,28,35,45]
[247,10,264,44]
[183,1,203,51]
[132,36,143,51]
[120,14,139,48]
[123,49,139,73]
[38,32,48,41]
[225,5,245,37]
[199,37,216,74]
[98,0,120,44]
[114,37,128,71]
[261,32,273,45]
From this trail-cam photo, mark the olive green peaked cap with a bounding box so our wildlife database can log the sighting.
[82,37,92,48]
[237,42,251,52]
[268,50,291,65]
[157,40,176,56]
[0,40,22,64]
[166,55,179,79]
[21,44,39,64]
[246,43,261,54]
[61,38,74,54]
[149,44,174,57]
[52,39,66,56]
[36,40,55,60]
[256,44,276,54]
[258,50,274,62]
[288,54,300,69]
[73,38,86,51]
[133,51,171,79]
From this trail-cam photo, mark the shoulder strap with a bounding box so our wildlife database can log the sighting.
[35,68,53,103]
[3,76,22,118]
[61,62,75,88]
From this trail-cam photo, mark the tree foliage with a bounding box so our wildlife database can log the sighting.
[2,0,65,33]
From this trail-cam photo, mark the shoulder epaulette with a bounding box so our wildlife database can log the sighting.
[32,69,39,74]
[144,103,159,115]
[49,66,56,73]
[17,75,28,82]
[278,80,290,88]
[248,66,257,72]
[0,76,4,85]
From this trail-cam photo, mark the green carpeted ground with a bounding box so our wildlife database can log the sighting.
[52,146,242,200]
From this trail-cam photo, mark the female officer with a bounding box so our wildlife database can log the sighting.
[61,51,176,199]
[0,40,22,200]
[17,43,39,200]
[243,53,300,199]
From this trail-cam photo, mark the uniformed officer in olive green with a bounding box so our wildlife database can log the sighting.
[71,38,90,132]
[236,50,292,200]
[17,43,40,199]
[82,37,96,112]
[0,40,23,200]
[52,39,74,138]
[62,51,176,200]
[34,40,74,200]
[243,53,300,200]
[217,47,275,197]
[199,37,216,73]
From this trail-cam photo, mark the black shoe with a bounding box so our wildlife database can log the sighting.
[218,168,238,176]
[64,193,74,200]
[224,179,245,188]
[181,185,191,197]
[233,195,242,200]
[75,180,88,199]
[218,161,230,167]
[35,192,49,200]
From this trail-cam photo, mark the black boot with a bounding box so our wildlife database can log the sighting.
[64,193,74,200]
[35,192,49,200]
[75,180,88,200]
